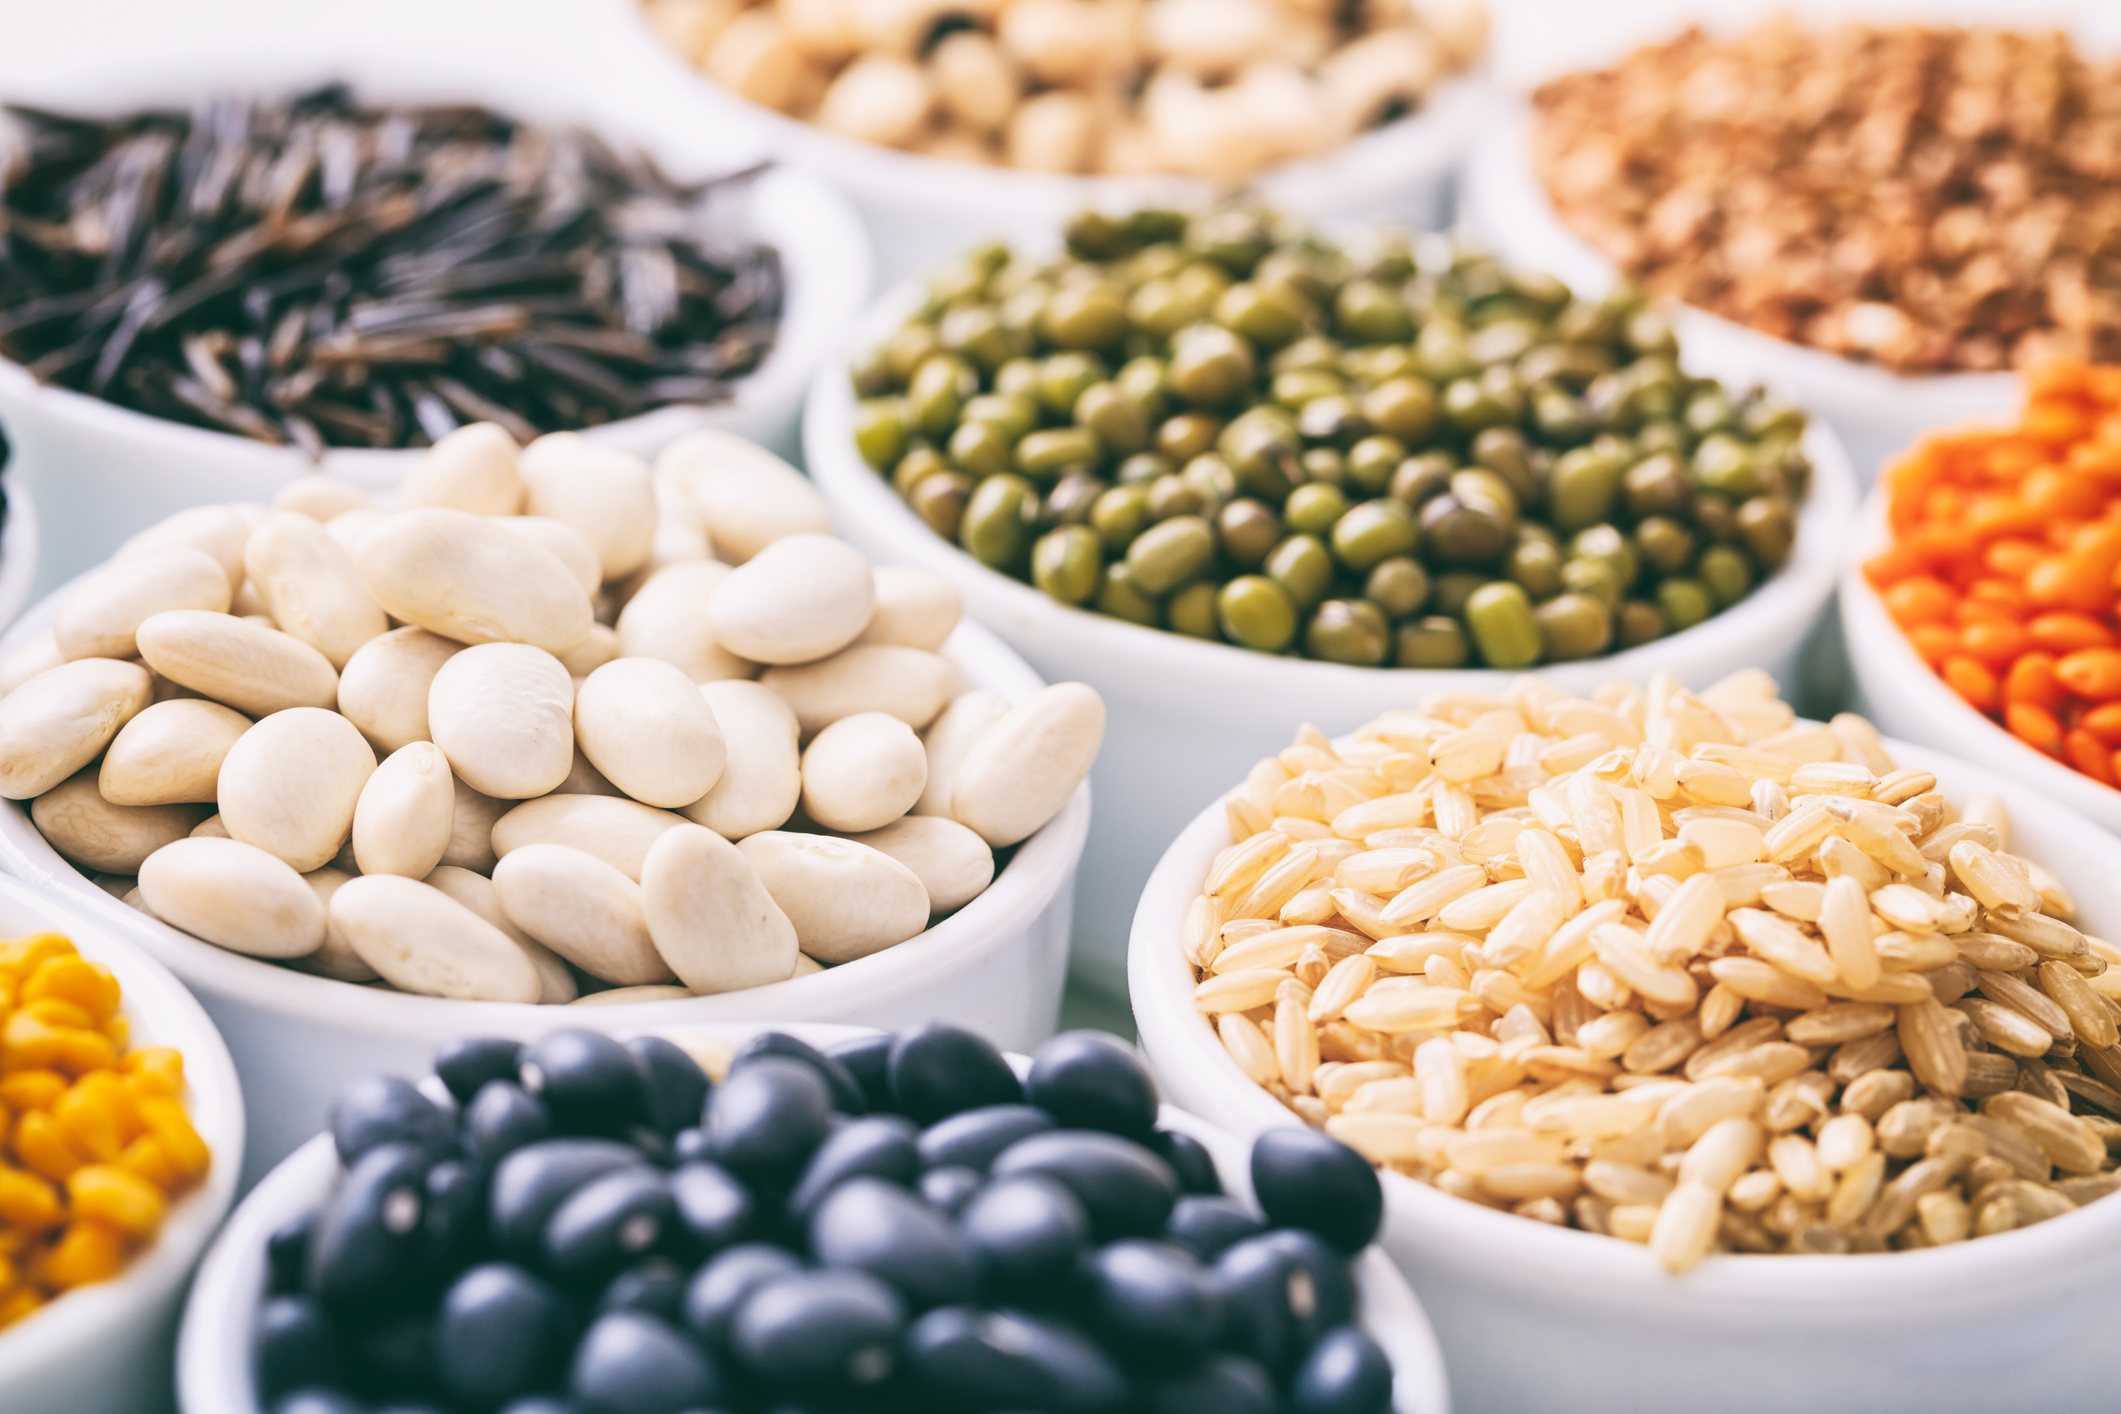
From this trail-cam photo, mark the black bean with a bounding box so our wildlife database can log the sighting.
[916,1104,1056,1173]
[309,1143,432,1305]
[888,1024,1023,1124]
[918,1165,983,1218]
[467,1081,554,1166]
[669,1128,712,1166]
[624,1036,709,1138]
[434,1038,525,1105]
[1025,1032,1159,1140]
[496,1399,580,1414]
[1290,1325,1394,1414]
[904,1307,1129,1413]
[489,1139,641,1255]
[598,1257,690,1322]
[786,1116,920,1224]
[434,1263,572,1406]
[825,1033,895,1113]
[730,1032,865,1115]
[1213,1231,1355,1376]
[1259,1228,1357,1334]
[990,1132,1179,1239]
[329,1076,452,1167]
[543,1167,677,1278]
[1145,1353,1279,1414]
[704,1057,834,1187]
[270,1391,364,1414]
[1250,1129,1383,1253]
[681,1243,802,1348]
[421,1159,486,1274]
[808,1178,978,1310]
[257,1295,337,1399]
[960,1174,1090,1301]
[348,1311,437,1400]
[1083,1239,1224,1368]
[569,1311,722,1414]
[266,1213,313,1296]
[662,1160,753,1257]
[520,1031,647,1136]
[1148,1129,1223,1196]
[1162,1195,1267,1264]
[728,1269,906,1387]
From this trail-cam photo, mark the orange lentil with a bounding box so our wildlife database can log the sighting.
[2027,611,2117,652]
[2003,653,2064,712]
[1906,623,1959,666]
[1941,655,2001,711]
[1883,575,1958,627]
[2056,648,2121,701]
[1960,618,2030,668]
[2065,728,2120,786]
[2005,702,2065,755]
[2080,702,2121,745]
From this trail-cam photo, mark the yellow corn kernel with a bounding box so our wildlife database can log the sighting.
[0,934,76,980]
[124,1048,184,1097]
[21,957,120,1024]
[0,1166,63,1230]
[55,1075,137,1163]
[36,1218,127,1290]
[3,1009,116,1076]
[0,1287,41,1329]
[103,1014,130,1055]
[117,1136,183,1190]
[0,1070,67,1110]
[68,1165,166,1237]
[13,1110,86,1182]
[136,1098,209,1183]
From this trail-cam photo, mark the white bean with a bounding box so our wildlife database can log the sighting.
[191,813,229,838]
[114,504,250,593]
[705,532,876,666]
[136,609,339,717]
[760,644,955,735]
[494,842,673,986]
[931,29,1021,131]
[289,866,378,982]
[352,508,593,656]
[352,742,457,878]
[490,794,689,881]
[32,770,203,873]
[337,627,464,754]
[817,53,934,146]
[423,864,577,1003]
[428,643,575,800]
[615,561,753,683]
[328,874,542,1002]
[497,516,604,597]
[99,698,252,806]
[138,836,325,959]
[683,681,800,839]
[0,630,64,698]
[914,688,1011,817]
[572,985,695,1006]
[951,681,1102,845]
[0,657,154,800]
[243,511,390,669]
[441,777,508,873]
[518,433,658,583]
[558,625,622,678]
[216,706,378,872]
[800,711,926,832]
[640,823,800,992]
[574,658,728,808]
[858,566,962,651]
[398,421,524,516]
[54,548,234,661]
[273,474,374,522]
[736,831,929,963]
[656,431,831,564]
[844,813,994,914]
[325,508,387,550]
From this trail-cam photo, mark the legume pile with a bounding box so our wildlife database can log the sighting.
[1533,21,2121,374]
[855,209,1811,669]
[1183,672,2121,1273]
[257,1025,1392,1413]
[645,0,1483,178]
[0,425,1100,1001]
[0,89,782,451]
[1867,361,2121,789]
[0,931,210,1327]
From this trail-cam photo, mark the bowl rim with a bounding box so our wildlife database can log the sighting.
[803,274,1858,698]
[0,872,244,1382]
[177,1027,1448,1414]
[0,34,873,481]
[1127,729,2121,1306]
[1838,478,2121,827]
[0,576,1089,1037]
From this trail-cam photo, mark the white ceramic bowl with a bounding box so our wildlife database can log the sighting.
[1130,734,2121,1414]
[0,33,871,595]
[805,282,1858,992]
[598,0,1492,287]
[0,584,1087,1191]
[0,474,39,633]
[1840,482,2121,832]
[0,872,243,1414]
[179,1024,1447,1414]
[1458,102,2020,486]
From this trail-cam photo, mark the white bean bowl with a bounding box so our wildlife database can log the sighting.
[805,282,1858,992]
[178,1021,1448,1414]
[0,584,1087,1191]
[0,873,243,1414]
[1129,734,2121,1414]
[0,34,871,593]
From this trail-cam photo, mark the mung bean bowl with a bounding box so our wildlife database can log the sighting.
[179,1021,1448,1414]
[0,34,870,587]
[0,873,243,1414]
[806,241,1856,990]
[1128,679,2121,1414]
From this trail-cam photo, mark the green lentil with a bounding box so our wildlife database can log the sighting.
[1464,581,1543,668]
[1396,616,1471,668]
[1535,593,1615,661]
[1305,599,1391,666]
[1217,575,1300,652]
[960,473,1038,569]
[1127,514,1216,595]
[1032,525,1104,603]
[1097,563,1162,626]
[1166,581,1221,639]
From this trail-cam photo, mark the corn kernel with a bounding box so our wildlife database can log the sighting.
[124,1048,184,1097]
[21,957,120,1023]
[55,1076,136,1163]
[0,1070,67,1110]
[136,1099,208,1181]
[69,1165,166,1237]
[117,1136,182,1190]
[14,1110,85,1182]
[0,1287,41,1328]
[0,934,76,980]
[0,1167,63,1230]
[36,1219,126,1289]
